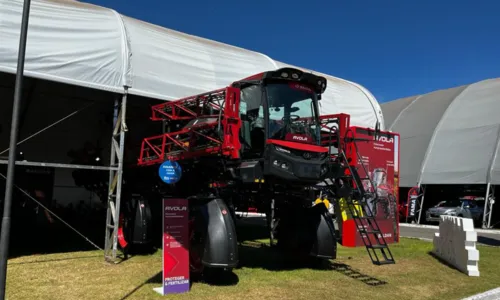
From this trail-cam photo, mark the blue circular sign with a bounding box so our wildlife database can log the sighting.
[158,160,182,184]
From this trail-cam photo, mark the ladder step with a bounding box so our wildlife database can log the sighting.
[375,259,395,265]
[358,228,380,234]
[368,244,387,249]
[106,224,115,229]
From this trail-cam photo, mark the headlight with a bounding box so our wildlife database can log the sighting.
[321,165,328,175]
[273,160,290,170]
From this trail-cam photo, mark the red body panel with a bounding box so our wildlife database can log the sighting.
[267,139,328,153]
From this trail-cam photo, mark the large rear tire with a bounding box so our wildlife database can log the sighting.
[276,203,337,261]
[188,204,206,277]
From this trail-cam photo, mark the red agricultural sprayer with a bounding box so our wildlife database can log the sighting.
[116,67,400,279]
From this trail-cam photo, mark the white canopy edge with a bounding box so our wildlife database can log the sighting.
[1,0,383,129]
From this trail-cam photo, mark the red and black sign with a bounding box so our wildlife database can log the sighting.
[407,186,420,218]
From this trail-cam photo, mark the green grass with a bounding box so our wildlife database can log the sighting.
[6,237,500,300]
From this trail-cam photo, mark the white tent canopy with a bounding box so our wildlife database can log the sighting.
[0,0,383,129]
[382,78,500,187]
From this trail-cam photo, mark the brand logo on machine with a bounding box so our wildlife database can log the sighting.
[377,136,394,143]
[289,83,313,93]
[165,206,187,211]
[286,134,312,143]
[303,152,312,160]
[293,135,308,141]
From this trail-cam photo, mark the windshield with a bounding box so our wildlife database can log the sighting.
[264,82,319,143]
[436,200,463,207]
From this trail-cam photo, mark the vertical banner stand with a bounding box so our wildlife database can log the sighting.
[153,161,190,295]
[406,186,421,223]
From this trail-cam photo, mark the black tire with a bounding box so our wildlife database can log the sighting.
[188,203,207,276]
[188,198,236,280]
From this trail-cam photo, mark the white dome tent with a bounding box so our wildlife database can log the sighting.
[382,78,500,228]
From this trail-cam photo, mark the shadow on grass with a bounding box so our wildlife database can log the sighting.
[238,241,387,286]
[120,268,239,299]
[235,215,386,286]
[478,236,500,247]
[330,263,387,286]
[427,251,463,273]
[8,254,101,265]
[8,215,107,259]
[119,272,163,300]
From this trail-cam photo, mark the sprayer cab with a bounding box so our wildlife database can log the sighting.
[232,68,330,183]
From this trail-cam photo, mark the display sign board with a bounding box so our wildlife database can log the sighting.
[158,160,182,184]
[338,127,400,247]
[154,198,190,295]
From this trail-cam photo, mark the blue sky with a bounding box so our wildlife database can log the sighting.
[88,0,500,103]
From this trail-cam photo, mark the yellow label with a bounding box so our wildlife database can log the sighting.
[323,199,330,209]
[314,198,330,209]
[338,197,363,221]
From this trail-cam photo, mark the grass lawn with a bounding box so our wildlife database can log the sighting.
[5,237,500,300]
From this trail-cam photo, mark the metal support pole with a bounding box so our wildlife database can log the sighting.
[482,183,491,228]
[104,97,119,260]
[0,0,31,298]
[417,185,426,225]
[487,186,495,229]
[104,91,128,263]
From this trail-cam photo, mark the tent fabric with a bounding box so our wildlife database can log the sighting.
[382,95,417,129]
[0,0,127,93]
[382,78,500,187]
[0,0,383,129]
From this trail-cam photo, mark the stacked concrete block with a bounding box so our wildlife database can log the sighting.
[433,215,480,276]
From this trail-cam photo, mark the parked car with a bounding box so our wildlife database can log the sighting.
[425,196,485,227]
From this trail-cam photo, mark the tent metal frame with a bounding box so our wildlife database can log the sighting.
[416,185,426,224]
[104,91,128,263]
[482,184,495,229]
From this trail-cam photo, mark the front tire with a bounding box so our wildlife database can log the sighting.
[188,203,207,276]
[188,197,238,279]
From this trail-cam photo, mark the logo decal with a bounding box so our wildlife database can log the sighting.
[165,206,187,211]
[377,136,394,144]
